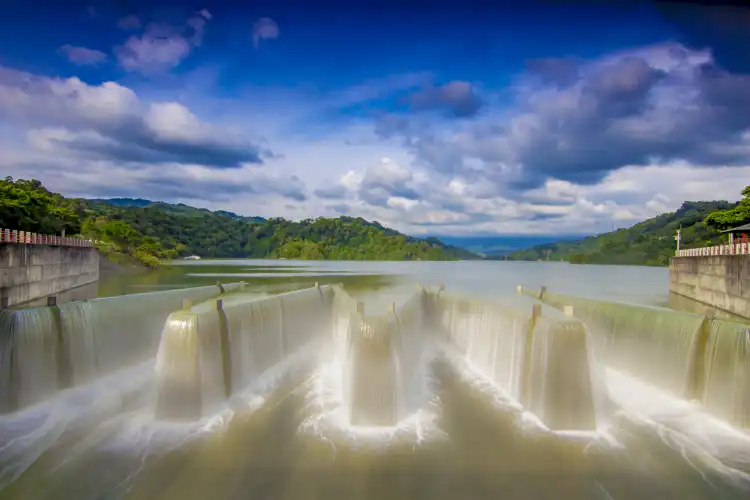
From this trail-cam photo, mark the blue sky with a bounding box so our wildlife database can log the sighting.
[2,0,750,237]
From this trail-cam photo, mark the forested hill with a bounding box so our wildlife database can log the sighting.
[504,200,737,266]
[87,198,268,223]
[1,177,478,266]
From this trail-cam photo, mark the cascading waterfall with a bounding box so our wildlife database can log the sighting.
[154,285,335,420]
[346,316,398,426]
[329,287,428,428]
[331,285,360,420]
[526,318,597,431]
[701,320,750,427]
[392,292,428,421]
[0,306,60,412]
[428,291,599,432]
[521,286,750,429]
[0,283,244,414]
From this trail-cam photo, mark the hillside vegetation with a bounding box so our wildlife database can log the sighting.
[1,177,477,267]
[505,197,744,266]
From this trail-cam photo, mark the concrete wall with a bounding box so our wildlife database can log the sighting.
[669,255,750,319]
[0,245,99,307]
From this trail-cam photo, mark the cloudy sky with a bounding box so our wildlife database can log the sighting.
[2,0,750,238]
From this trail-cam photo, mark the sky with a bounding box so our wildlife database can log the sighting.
[2,0,750,238]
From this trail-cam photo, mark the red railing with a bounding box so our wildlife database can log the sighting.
[0,228,93,247]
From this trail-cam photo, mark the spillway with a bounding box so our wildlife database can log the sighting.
[0,282,245,413]
[520,285,750,430]
[1,282,749,499]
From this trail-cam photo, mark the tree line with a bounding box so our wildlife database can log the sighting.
[0,177,477,266]
[503,185,750,266]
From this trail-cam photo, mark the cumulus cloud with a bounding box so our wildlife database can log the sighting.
[1,150,307,207]
[0,66,264,168]
[379,42,750,196]
[252,17,279,49]
[115,10,211,73]
[6,35,750,237]
[306,150,750,237]
[358,157,421,206]
[57,45,107,66]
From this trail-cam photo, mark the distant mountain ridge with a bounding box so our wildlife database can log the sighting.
[504,200,736,266]
[436,235,588,256]
[89,198,267,223]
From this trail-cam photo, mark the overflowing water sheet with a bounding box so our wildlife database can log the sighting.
[0,283,244,413]
[4,281,750,499]
[520,285,750,483]
[154,285,335,420]
[425,290,600,433]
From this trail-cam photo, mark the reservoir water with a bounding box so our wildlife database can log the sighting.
[2,259,749,499]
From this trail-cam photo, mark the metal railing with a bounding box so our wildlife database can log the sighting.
[0,228,93,247]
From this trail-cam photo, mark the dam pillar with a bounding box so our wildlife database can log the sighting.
[540,320,597,431]
[154,312,203,420]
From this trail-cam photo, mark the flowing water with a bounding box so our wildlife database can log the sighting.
[1,259,749,499]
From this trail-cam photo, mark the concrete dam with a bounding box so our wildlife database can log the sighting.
[1,282,749,499]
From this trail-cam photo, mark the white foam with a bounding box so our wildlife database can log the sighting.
[604,367,750,487]
[297,345,447,448]
[0,359,155,489]
[0,341,328,494]
[439,344,611,447]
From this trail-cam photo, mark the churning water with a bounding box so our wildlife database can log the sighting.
[1,259,749,499]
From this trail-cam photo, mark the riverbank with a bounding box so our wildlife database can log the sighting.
[98,250,150,278]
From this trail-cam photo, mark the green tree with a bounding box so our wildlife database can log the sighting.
[704,185,750,230]
[506,200,736,266]
[0,178,479,265]
[0,177,79,234]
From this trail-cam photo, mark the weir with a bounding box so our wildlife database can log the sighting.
[424,289,598,431]
[154,283,597,431]
[330,286,427,426]
[154,285,335,419]
[1,280,603,434]
[520,286,750,428]
[0,282,246,413]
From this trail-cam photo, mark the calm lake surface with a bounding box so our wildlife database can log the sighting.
[3,259,749,500]
[99,259,672,311]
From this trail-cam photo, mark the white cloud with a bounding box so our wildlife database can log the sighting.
[0,66,264,167]
[3,38,750,238]
[57,45,107,66]
[115,10,211,74]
